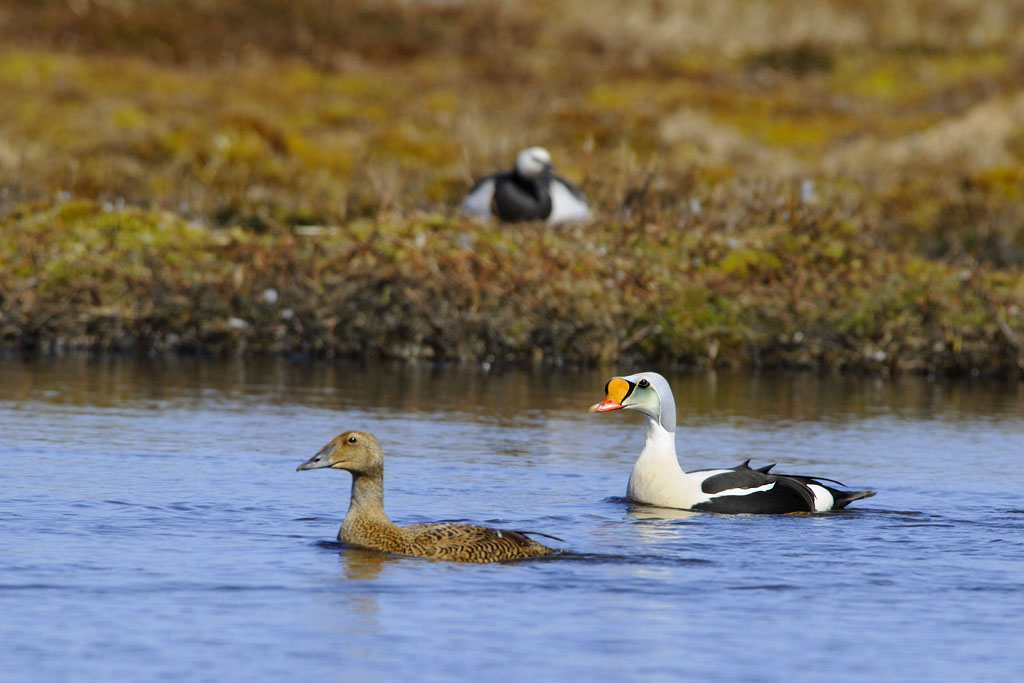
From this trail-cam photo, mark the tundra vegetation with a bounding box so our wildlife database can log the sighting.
[1,0,1022,376]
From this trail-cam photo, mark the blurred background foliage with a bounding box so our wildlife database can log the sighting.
[0,0,1022,375]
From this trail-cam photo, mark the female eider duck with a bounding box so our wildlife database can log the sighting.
[461,146,590,224]
[590,372,876,513]
[297,430,559,562]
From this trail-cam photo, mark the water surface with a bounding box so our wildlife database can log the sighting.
[2,359,1023,681]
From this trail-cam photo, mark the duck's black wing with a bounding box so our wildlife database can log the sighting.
[687,461,817,513]
[692,461,875,512]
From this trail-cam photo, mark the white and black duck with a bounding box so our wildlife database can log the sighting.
[461,146,590,224]
[590,372,876,513]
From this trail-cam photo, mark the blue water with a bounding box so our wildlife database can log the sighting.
[2,359,1023,682]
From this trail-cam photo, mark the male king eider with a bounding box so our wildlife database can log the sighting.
[461,146,590,224]
[297,430,560,562]
[590,372,876,513]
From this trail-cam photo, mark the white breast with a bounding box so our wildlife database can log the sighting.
[625,422,702,509]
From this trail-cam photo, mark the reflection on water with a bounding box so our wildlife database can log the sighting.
[340,546,399,581]
[336,547,394,633]
[626,502,700,521]
[2,356,1023,423]
[1,357,1023,682]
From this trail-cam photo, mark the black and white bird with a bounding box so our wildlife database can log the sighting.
[461,147,590,224]
[590,371,876,513]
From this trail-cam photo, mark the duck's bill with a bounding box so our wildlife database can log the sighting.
[589,397,624,412]
[297,448,333,471]
[589,377,631,412]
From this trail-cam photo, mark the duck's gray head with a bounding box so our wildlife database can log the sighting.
[515,146,554,179]
[297,430,384,476]
[589,371,677,433]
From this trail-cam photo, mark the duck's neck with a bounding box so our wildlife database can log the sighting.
[335,471,409,553]
[638,417,684,472]
[626,416,700,507]
[343,472,394,528]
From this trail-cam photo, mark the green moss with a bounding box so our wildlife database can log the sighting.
[841,61,909,101]
[718,248,784,277]
[972,166,1024,201]
[822,241,846,261]
[0,49,62,87]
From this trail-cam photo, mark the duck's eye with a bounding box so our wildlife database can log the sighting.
[638,378,650,388]
[347,436,358,443]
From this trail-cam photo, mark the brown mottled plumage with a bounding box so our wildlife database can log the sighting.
[297,430,558,563]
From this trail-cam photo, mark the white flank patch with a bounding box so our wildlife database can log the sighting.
[808,484,834,512]
[461,178,495,218]
[709,482,776,498]
[547,179,590,224]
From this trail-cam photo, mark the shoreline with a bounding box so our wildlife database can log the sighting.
[4,200,1021,379]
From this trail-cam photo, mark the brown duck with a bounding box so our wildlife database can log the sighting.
[297,430,559,563]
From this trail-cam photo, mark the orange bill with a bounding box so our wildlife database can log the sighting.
[589,377,631,412]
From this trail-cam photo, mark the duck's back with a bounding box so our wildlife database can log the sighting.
[338,515,408,554]
[401,522,555,562]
